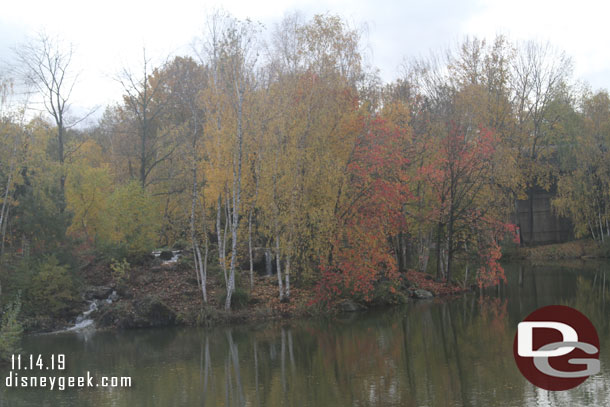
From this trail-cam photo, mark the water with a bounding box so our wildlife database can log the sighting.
[68,301,98,332]
[1,262,609,406]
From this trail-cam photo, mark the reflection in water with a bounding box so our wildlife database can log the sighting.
[1,263,609,406]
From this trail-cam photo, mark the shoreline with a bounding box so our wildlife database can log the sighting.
[23,239,608,335]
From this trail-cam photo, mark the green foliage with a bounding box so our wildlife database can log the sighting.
[28,256,78,317]
[110,258,130,286]
[66,158,113,240]
[371,280,408,305]
[103,181,159,255]
[0,295,23,361]
[219,287,250,310]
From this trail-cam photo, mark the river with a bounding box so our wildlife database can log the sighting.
[1,262,609,406]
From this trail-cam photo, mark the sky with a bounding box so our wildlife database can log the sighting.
[1,0,610,124]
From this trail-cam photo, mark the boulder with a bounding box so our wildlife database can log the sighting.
[84,286,114,300]
[97,296,176,328]
[412,289,434,299]
[108,291,119,302]
[159,250,174,260]
[337,299,366,312]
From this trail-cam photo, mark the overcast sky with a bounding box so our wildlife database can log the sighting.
[2,0,610,123]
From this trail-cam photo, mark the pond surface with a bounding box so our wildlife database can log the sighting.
[1,262,609,406]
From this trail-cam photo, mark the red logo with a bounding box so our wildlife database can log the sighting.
[513,305,600,391]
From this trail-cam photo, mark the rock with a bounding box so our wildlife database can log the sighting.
[97,296,176,328]
[108,291,119,302]
[337,299,366,312]
[84,286,114,300]
[159,250,174,260]
[116,284,133,299]
[412,289,434,299]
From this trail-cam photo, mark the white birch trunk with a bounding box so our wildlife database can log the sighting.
[225,84,244,311]
[285,250,291,299]
[599,210,605,243]
[217,194,228,287]
[248,210,254,289]
[589,219,597,241]
[276,234,284,300]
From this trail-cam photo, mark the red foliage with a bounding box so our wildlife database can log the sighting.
[475,220,518,288]
[405,270,466,296]
[417,124,515,287]
[314,117,411,303]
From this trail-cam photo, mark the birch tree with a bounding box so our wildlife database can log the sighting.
[216,17,260,310]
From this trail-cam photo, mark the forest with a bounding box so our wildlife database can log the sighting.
[0,12,609,342]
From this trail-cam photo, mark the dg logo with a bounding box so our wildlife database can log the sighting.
[513,305,600,391]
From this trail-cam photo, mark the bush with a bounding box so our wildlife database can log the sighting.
[28,256,78,318]
[110,258,130,287]
[104,181,159,255]
[0,295,23,361]
[219,287,250,310]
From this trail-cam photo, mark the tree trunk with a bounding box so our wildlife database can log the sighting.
[225,86,244,311]
[446,210,455,284]
[190,157,207,303]
[436,222,443,280]
[0,204,8,258]
[598,210,605,243]
[265,248,272,276]
[528,188,535,246]
[275,234,284,300]
[285,251,291,299]
[589,219,597,241]
[248,210,254,289]
[217,195,228,287]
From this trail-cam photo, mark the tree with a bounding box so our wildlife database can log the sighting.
[553,90,610,241]
[200,15,261,310]
[116,50,176,188]
[13,33,87,213]
[316,117,410,302]
[260,13,365,301]
[419,123,502,284]
[509,41,573,244]
[161,56,209,303]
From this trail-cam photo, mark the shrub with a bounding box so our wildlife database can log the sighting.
[219,287,250,310]
[0,295,23,361]
[104,181,159,255]
[28,256,78,317]
[110,258,130,287]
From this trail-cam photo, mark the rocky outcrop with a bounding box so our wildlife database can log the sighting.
[411,289,434,299]
[84,286,114,300]
[97,295,177,329]
[337,299,367,312]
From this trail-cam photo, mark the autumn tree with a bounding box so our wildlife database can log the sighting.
[116,50,178,189]
[509,41,573,244]
[554,90,610,241]
[196,14,261,310]
[259,13,364,301]
[317,117,410,302]
[13,33,89,213]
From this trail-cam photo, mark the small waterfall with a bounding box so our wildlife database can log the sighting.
[67,300,97,331]
[65,290,117,332]
[152,249,182,264]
